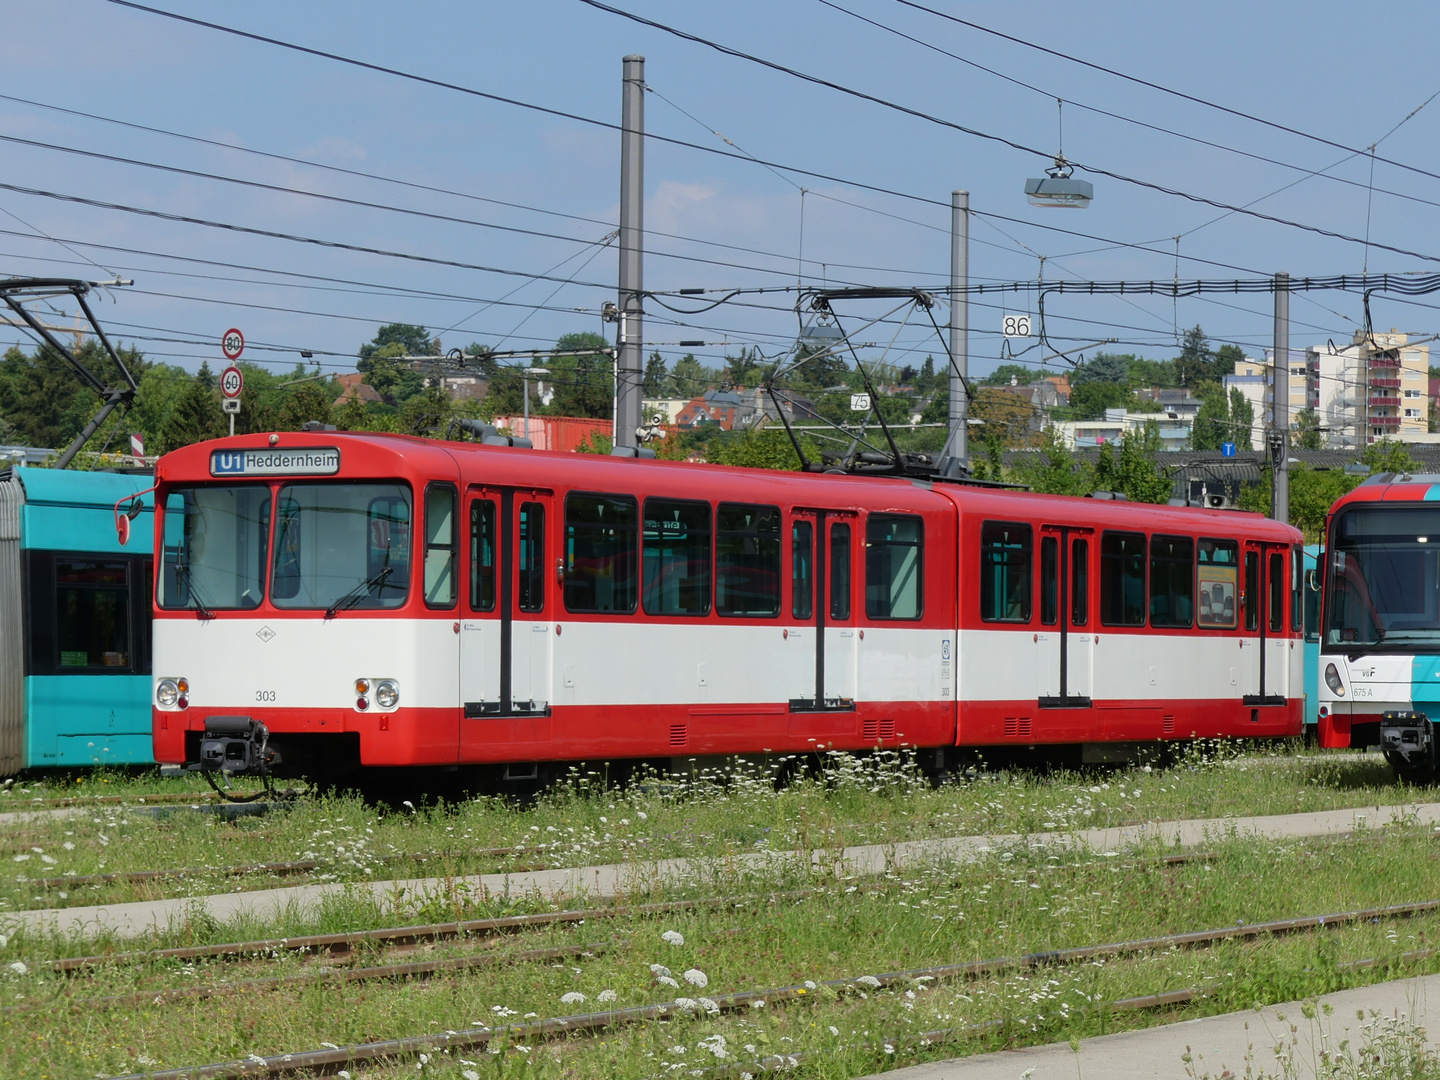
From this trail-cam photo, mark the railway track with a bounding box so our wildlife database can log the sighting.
[95,895,1440,1079]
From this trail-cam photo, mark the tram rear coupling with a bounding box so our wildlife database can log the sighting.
[1380,711,1434,770]
[189,716,272,776]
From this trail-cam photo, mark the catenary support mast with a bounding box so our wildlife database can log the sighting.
[1272,271,1290,525]
[615,55,645,450]
[941,189,969,469]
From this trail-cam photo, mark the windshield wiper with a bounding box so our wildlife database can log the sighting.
[325,566,393,619]
[1346,630,1387,663]
[176,562,214,620]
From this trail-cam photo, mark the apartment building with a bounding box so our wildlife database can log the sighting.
[1308,331,1429,448]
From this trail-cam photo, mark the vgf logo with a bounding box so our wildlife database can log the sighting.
[212,451,246,474]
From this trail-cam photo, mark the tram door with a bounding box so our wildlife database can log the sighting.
[1037,525,1094,709]
[459,486,554,753]
[788,509,859,716]
[1241,541,1289,706]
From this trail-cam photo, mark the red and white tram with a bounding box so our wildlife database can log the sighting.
[143,432,1303,785]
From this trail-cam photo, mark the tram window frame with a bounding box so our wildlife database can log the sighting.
[979,521,1031,624]
[792,519,814,620]
[1244,551,1260,631]
[422,483,458,609]
[830,522,852,620]
[716,503,781,618]
[1149,534,1195,629]
[642,498,711,617]
[866,514,924,620]
[1071,537,1089,627]
[1269,550,1285,633]
[1100,531,1147,627]
[468,498,497,613]
[1197,538,1240,629]
[563,491,639,615]
[518,501,545,614]
[1040,535,1058,626]
[1291,546,1304,634]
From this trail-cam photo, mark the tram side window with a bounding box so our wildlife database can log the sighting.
[792,520,813,620]
[1071,538,1089,626]
[716,504,780,617]
[980,521,1030,623]
[1197,538,1239,629]
[1040,536,1058,626]
[57,560,130,669]
[642,499,711,616]
[565,493,636,613]
[1269,551,1285,633]
[1100,532,1146,627]
[423,484,457,608]
[830,523,852,620]
[518,502,545,613]
[469,499,496,612]
[866,514,923,620]
[1149,535,1194,628]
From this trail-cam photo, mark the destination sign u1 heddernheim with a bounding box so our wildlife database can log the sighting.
[210,448,340,477]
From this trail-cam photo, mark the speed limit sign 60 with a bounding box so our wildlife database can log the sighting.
[221,328,245,360]
[220,365,244,400]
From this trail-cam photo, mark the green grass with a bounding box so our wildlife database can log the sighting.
[7,825,1440,1079]
[0,746,1427,915]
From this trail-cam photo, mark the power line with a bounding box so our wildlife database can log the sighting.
[577,0,1440,265]
[889,0,1440,187]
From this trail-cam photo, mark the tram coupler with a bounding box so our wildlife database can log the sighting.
[1380,711,1434,771]
[189,716,272,776]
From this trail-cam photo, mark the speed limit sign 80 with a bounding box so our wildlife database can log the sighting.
[221,328,245,360]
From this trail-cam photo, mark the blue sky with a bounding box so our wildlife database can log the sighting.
[3,1,1440,384]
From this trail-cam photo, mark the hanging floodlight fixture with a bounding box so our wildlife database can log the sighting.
[1025,100,1093,208]
[1025,156,1093,208]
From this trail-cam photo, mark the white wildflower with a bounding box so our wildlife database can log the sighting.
[637,811,647,820]
[856,975,881,988]
[698,997,719,1014]
[674,997,698,1011]
[62,842,75,851]
[463,1072,480,1080]
[804,980,817,990]
[560,992,586,1005]
[8,962,26,975]
[829,1026,840,1036]
[657,975,679,988]
[39,855,55,865]
[750,999,765,1009]
[597,989,617,1003]
[661,930,685,946]
[683,968,708,988]
[11,856,27,863]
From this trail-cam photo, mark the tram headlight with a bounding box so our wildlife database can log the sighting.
[1325,663,1345,696]
[375,680,399,709]
[156,679,179,708]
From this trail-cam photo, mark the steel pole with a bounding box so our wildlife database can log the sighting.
[943,189,969,469]
[1272,271,1290,525]
[616,55,645,450]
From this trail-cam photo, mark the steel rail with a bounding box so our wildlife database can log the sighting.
[101,897,1440,1079]
[8,941,609,1017]
[48,891,815,974]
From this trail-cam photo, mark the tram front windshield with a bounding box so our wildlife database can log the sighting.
[159,483,411,612]
[1325,505,1440,651]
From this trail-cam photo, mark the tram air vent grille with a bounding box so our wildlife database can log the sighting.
[669,723,688,747]
[1003,716,1033,738]
[862,718,896,741]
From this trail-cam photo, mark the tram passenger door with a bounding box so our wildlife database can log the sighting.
[788,510,858,721]
[1037,526,1094,709]
[1241,541,1288,706]
[460,486,554,756]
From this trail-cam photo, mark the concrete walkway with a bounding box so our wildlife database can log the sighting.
[6,801,1439,940]
[866,973,1440,1079]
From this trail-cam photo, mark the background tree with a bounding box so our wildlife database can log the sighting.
[156,362,225,452]
[358,324,436,364]
[1190,386,1231,450]
[1294,407,1323,450]
[1228,388,1254,451]
[548,332,613,419]
[643,351,668,397]
[977,362,1037,387]
[1010,427,1095,495]
[969,387,1039,447]
[1091,423,1171,503]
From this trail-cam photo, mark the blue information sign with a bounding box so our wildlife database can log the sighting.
[1221,442,1236,457]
